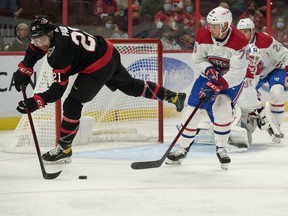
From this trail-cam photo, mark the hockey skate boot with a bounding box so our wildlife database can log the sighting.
[165,90,186,112]
[42,144,72,164]
[216,146,231,170]
[165,143,192,165]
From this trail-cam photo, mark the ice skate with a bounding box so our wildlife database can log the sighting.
[216,146,231,170]
[166,91,186,112]
[42,144,72,164]
[165,143,192,165]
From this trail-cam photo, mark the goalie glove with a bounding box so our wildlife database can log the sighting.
[17,94,46,114]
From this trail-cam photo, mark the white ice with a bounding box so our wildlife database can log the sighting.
[1,119,288,216]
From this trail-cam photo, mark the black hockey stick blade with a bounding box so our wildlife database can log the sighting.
[43,170,62,179]
[21,84,62,180]
[131,98,204,170]
[131,160,162,169]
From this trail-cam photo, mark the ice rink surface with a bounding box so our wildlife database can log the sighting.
[0,119,288,216]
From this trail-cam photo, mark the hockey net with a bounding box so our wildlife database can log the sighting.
[6,39,163,153]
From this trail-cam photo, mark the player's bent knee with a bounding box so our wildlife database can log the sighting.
[270,84,284,103]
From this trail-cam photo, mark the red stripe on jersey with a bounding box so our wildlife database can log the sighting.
[79,40,114,74]
[151,83,160,99]
[53,65,72,73]
[214,121,231,127]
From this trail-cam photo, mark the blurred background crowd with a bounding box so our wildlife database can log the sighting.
[0,0,288,51]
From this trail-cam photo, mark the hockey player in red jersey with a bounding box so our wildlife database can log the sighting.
[237,18,286,144]
[14,17,186,163]
[165,6,249,169]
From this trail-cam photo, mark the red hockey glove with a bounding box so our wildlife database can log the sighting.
[204,66,219,80]
[199,79,223,102]
[17,94,46,114]
[14,62,33,92]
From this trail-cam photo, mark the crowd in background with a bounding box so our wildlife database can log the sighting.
[0,0,288,51]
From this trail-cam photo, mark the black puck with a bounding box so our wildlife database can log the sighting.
[78,175,87,179]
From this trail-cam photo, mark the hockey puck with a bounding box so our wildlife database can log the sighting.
[78,175,87,179]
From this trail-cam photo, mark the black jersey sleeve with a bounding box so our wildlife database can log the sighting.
[38,81,68,103]
[21,43,47,68]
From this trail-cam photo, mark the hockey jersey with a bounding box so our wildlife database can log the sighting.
[20,25,113,103]
[253,32,288,79]
[192,26,249,89]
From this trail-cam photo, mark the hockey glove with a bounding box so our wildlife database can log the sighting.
[199,79,223,102]
[204,66,219,80]
[17,94,46,114]
[14,62,33,92]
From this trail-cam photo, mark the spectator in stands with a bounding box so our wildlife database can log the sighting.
[154,0,183,31]
[140,0,163,23]
[111,22,128,38]
[116,0,128,16]
[219,1,230,10]
[177,30,195,50]
[0,0,22,17]
[238,0,266,32]
[271,17,288,48]
[95,16,116,38]
[160,25,181,50]
[181,0,204,33]
[7,23,30,51]
[257,0,277,17]
[94,0,120,18]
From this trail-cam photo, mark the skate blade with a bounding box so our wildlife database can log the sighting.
[165,158,183,165]
[220,163,229,170]
[44,157,72,164]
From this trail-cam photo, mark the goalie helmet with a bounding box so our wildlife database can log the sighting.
[206,6,233,29]
[29,17,54,39]
[248,43,260,66]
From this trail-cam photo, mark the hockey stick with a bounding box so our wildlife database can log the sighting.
[21,84,62,179]
[131,98,204,170]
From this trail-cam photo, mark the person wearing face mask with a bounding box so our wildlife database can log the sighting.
[181,0,203,33]
[96,16,115,38]
[238,0,265,32]
[271,17,288,48]
[154,0,182,31]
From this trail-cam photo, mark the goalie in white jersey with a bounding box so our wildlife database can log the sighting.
[237,18,286,144]
[165,6,249,169]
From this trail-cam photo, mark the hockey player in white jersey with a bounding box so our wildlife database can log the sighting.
[237,18,286,143]
[165,6,249,169]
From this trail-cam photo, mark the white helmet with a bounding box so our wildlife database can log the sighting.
[206,6,233,29]
[237,18,255,30]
